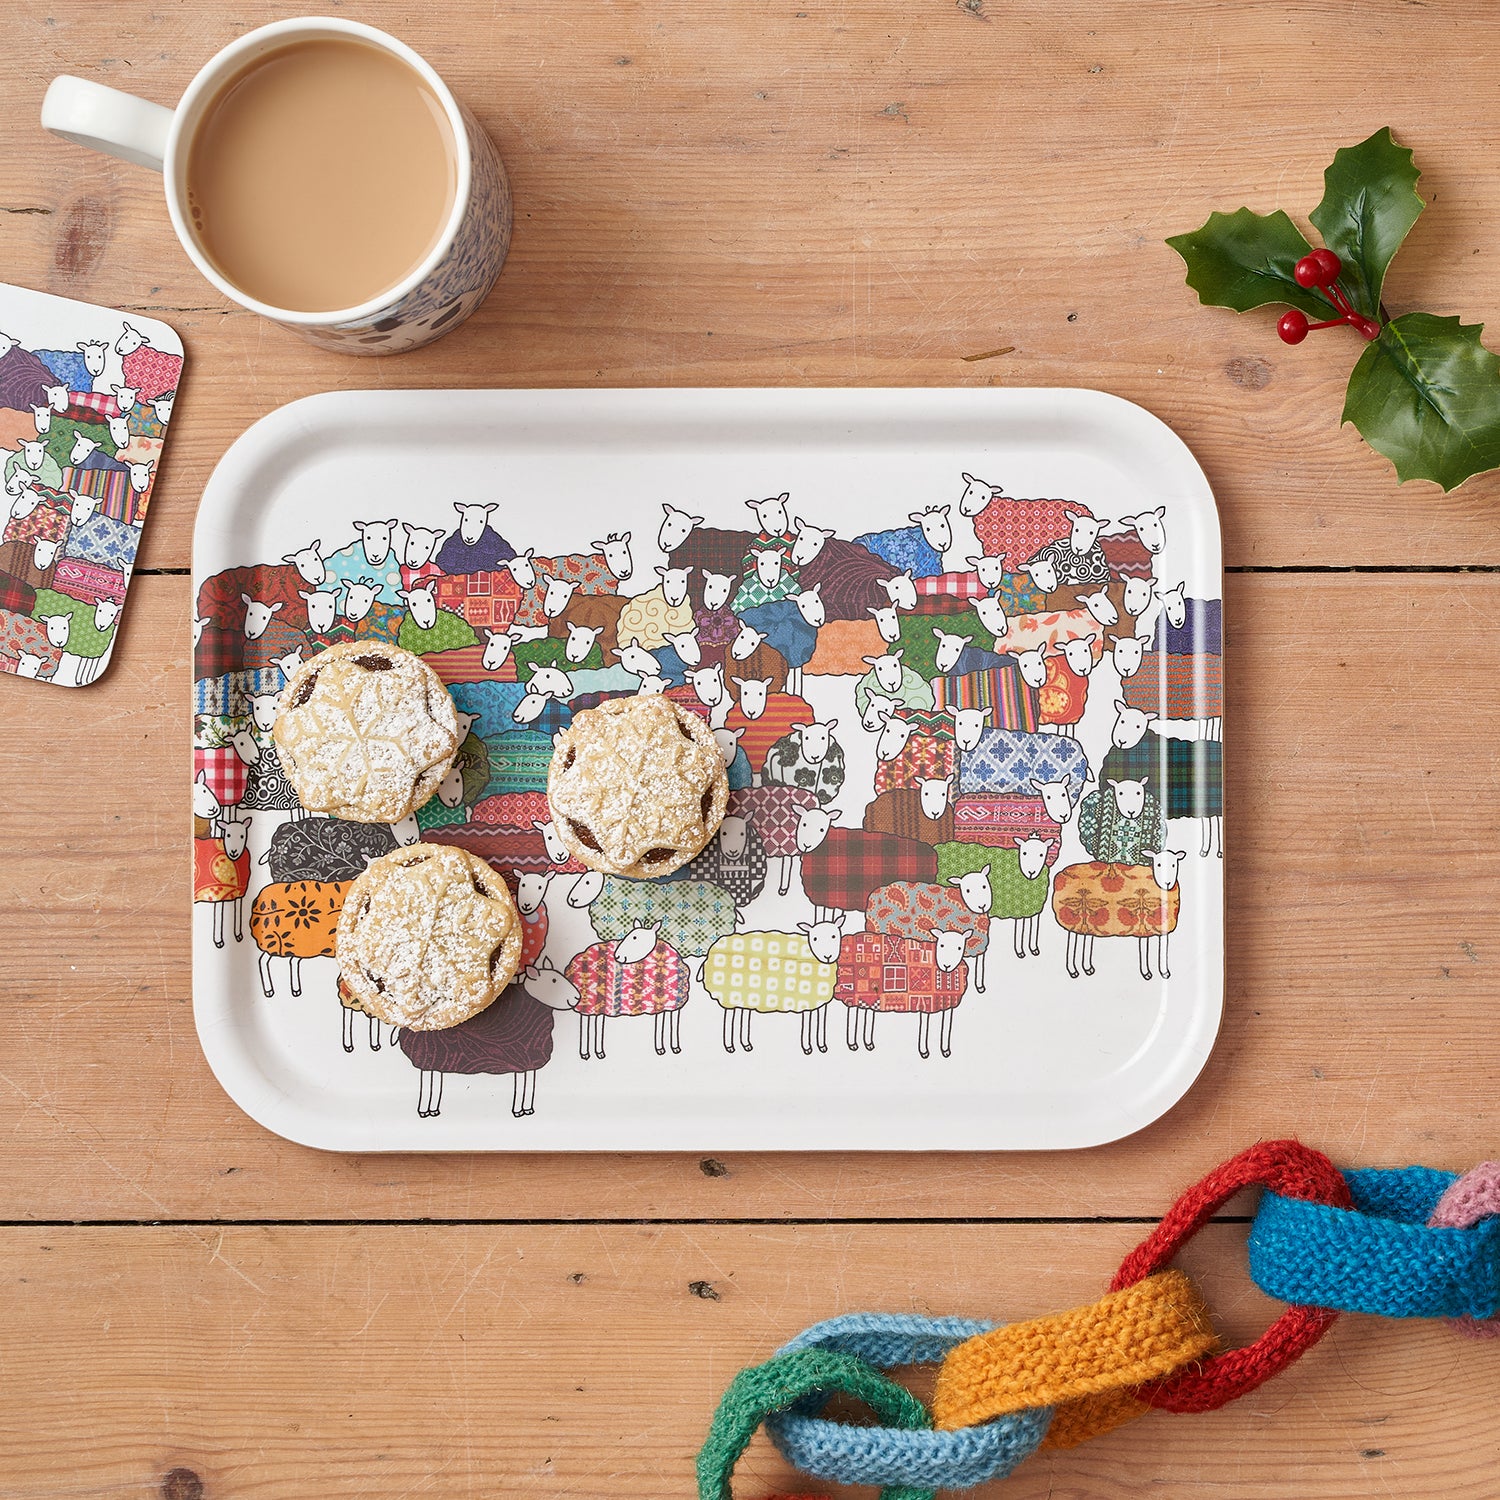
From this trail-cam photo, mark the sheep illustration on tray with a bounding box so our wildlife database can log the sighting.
[192,463,1218,1121]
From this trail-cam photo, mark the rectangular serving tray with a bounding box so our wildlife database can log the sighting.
[192,387,1223,1151]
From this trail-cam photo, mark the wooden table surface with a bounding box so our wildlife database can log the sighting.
[2,3,1498,1496]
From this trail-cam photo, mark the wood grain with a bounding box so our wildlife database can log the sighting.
[0,572,1494,1222]
[4,4,1500,569]
[1,1223,1492,1499]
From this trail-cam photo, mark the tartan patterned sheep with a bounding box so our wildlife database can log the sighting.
[934,837,1054,958]
[564,935,690,1059]
[702,929,840,1054]
[1101,731,1223,857]
[1050,852,1184,980]
[866,881,991,991]
[250,878,350,997]
[834,931,970,1057]
[800,828,937,921]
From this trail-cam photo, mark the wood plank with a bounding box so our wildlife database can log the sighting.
[4,3,1500,569]
[0,1223,1490,1499]
[0,572,1495,1220]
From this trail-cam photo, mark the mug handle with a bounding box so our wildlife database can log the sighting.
[41,75,174,172]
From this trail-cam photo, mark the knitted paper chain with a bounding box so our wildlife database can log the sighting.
[697,1142,1500,1499]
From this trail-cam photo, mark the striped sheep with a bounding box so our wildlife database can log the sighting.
[1120,647,1223,741]
[934,836,1054,959]
[866,880,990,991]
[250,878,350,997]
[193,816,251,947]
[834,931,970,1057]
[799,828,938,922]
[564,934,690,1058]
[702,927,840,1054]
[1050,851,1184,980]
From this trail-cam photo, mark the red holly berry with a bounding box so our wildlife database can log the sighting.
[1294,250,1344,288]
[1311,248,1343,283]
[1277,309,1310,344]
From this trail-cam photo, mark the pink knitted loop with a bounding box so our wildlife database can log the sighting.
[1427,1162,1500,1339]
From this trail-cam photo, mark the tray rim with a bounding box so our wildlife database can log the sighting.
[191,385,1225,1154]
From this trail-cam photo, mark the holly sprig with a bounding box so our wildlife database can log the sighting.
[1168,128,1500,491]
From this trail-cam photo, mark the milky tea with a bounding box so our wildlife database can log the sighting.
[186,38,459,314]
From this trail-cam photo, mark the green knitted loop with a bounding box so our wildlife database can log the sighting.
[696,1345,933,1500]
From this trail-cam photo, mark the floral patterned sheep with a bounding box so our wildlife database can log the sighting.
[250,878,350,997]
[1050,852,1184,981]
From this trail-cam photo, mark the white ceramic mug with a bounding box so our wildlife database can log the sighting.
[41,17,512,355]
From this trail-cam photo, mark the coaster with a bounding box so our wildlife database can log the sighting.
[0,283,183,687]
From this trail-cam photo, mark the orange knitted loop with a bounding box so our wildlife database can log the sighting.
[930,1269,1219,1444]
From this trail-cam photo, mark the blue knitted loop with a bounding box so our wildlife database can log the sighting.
[1249,1167,1500,1319]
[766,1313,1053,1491]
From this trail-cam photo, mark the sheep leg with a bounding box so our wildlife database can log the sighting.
[940,1007,954,1059]
[723,1007,736,1054]
[1013,919,1025,960]
[862,1008,876,1051]
[1065,930,1079,979]
[431,1071,444,1117]
[917,1012,931,1060]
[579,1013,592,1061]
[594,1015,607,1060]
[416,1070,433,1118]
[1029,913,1041,957]
[1160,931,1171,980]
[341,1006,355,1053]
[670,1008,682,1055]
[1200,818,1212,857]
[816,1003,828,1053]
[389,1024,400,1047]
[778,856,791,897]
[846,1005,859,1051]
[368,1013,382,1051]
[212,901,224,949]
[974,952,985,993]
[738,1008,753,1053]
[1138,936,1153,982]
[524,1069,537,1115]
[1215,815,1223,859]
[654,1011,667,1057]
[1082,935,1095,977]
[257,949,274,997]
[512,1071,525,1118]
[232,897,244,943]
[289,956,303,998]
[800,1011,813,1056]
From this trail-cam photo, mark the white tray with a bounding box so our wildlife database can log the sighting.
[192,388,1223,1151]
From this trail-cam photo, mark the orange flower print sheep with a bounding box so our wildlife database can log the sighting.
[1050,854,1184,982]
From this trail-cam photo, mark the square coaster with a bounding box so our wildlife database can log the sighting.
[0,283,183,687]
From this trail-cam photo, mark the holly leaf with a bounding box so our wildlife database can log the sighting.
[1166,208,1337,319]
[1309,127,1423,319]
[1343,313,1500,490]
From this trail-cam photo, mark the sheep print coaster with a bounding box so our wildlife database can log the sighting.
[191,388,1223,1152]
[0,283,182,687]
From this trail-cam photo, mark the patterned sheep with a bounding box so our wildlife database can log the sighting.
[863,787,955,846]
[958,728,1090,808]
[721,690,814,774]
[564,935,690,1059]
[587,875,740,970]
[726,784,820,895]
[866,880,991,991]
[800,828,937,920]
[934,838,1054,959]
[193,817,252,947]
[950,794,1062,855]
[834,931,970,1058]
[398,957,575,1119]
[261,816,398,883]
[667,814,769,907]
[1050,852,1184,980]
[1077,778,1166,866]
[1120,648,1223,740]
[250,878,350,997]
[1101,730,1222,857]
[763,721,846,806]
[702,929,840,1055]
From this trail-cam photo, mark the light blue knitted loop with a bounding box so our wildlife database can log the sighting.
[767,1312,1053,1491]
[1250,1166,1500,1320]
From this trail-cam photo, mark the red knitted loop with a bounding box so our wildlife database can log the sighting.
[1110,1139,1353,1413]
